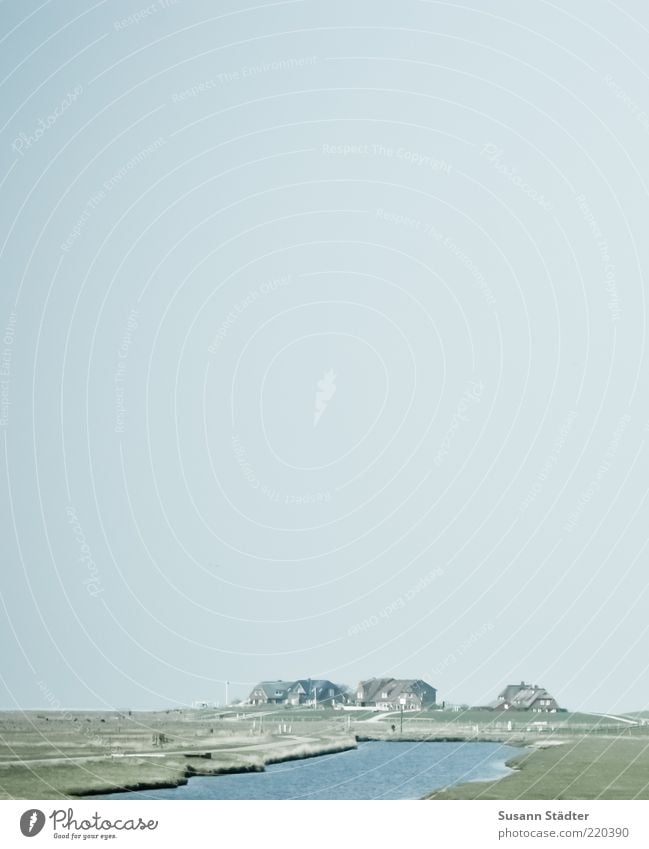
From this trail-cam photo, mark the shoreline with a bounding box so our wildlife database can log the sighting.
[420,744,534,799]
[424,735,649,799]
[424,742,558,800]
[90,735,649,802]
[83,736,520,800]
[76,737,359,798]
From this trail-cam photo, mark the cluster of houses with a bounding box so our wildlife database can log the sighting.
[244,677,561,713]
[247,679,346,708]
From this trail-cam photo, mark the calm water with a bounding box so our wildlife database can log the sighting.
[95,741,517,800]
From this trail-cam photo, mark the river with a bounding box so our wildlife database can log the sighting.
[95,740,518,800]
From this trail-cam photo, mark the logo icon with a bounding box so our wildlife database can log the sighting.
[313,369,336,427]
[20,809,45,837]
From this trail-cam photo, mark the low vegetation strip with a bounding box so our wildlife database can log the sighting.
[426,737,649,800]
[0,737,357,799]
[0,707,358,799]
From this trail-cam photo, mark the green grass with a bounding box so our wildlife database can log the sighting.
[376,709,635,732]
[228,705,380,721]
[4,709,649,799]
[0,710,357,799]
[0,758,193,800]
[427,736,649,800]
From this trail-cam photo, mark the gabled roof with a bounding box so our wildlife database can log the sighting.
[358,678,436,702]
[498,682,529,702]
[510,687,553,708]
[357,678,393,703]
[294,679,343,699]
[253,681,293,699]
[493,682,558,709]
[250,679,344,700]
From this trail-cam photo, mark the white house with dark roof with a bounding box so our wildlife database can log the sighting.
[488,681,560,712]
[355,678,437,711]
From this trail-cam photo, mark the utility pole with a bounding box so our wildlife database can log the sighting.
[225,681,229,706]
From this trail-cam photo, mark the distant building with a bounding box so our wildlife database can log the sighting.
[488,681,560,712]
[355,678,437,711]
[247,679,346,706]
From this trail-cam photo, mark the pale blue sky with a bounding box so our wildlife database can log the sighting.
[1,0,649,713]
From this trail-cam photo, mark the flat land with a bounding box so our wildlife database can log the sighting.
[1,706,648,799]
[427,736,649,800]
[0,709,357,799]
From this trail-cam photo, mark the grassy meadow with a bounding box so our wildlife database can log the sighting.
[427,736,649,800]
[1,705,648,799]
[0,707,356,799]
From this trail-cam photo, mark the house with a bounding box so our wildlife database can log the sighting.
[488,681,560,712]
[355,678,437,711]
[247,681,304,706]
[247,679,346,706]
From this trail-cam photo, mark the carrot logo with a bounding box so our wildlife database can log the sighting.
[313,369,337,427]
[20,809,45,837]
